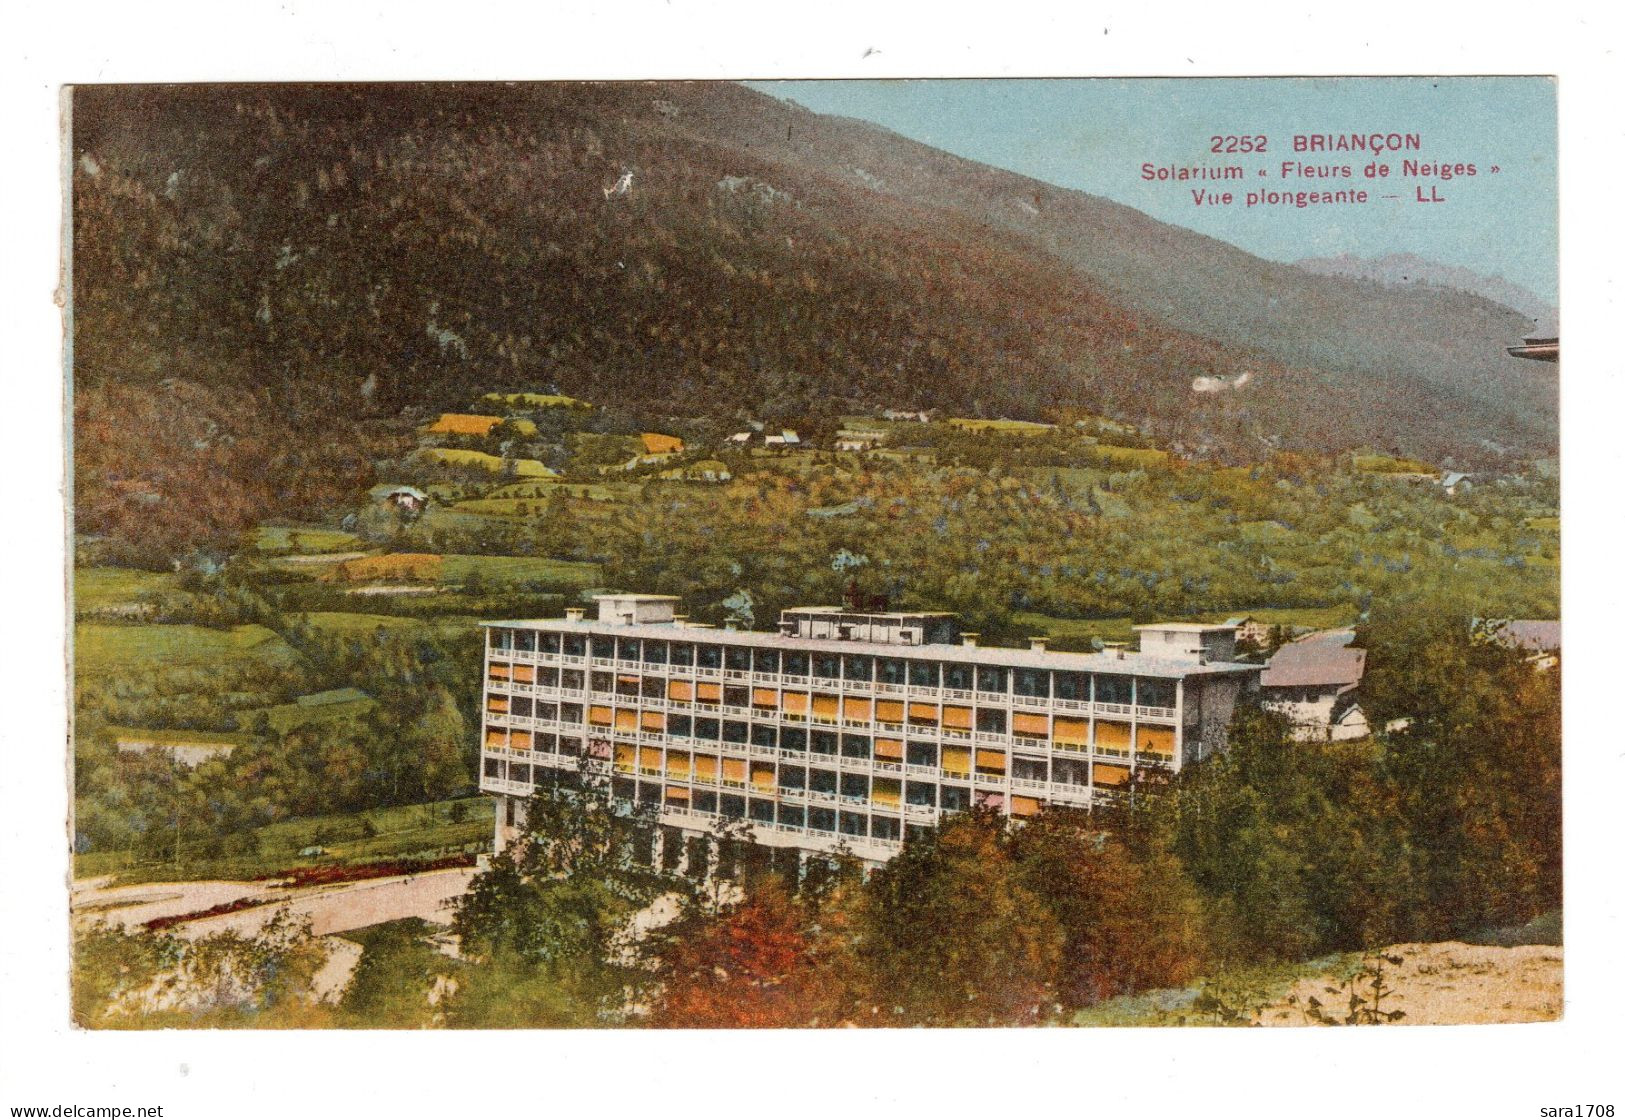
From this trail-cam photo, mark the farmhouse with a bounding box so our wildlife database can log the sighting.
[1259,629,1369,741]
[369,484,429,514]
[1221,615,1273,647]
[1440,470,1472,496]
[1478,618,1560,670]
[640,432,685,456]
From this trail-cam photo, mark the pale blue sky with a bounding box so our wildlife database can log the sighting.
[749,78,1557,304]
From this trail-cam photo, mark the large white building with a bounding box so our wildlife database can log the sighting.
[479,595,1261,868]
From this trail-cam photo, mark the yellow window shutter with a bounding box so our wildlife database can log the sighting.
[1094,763,1131,786]
[1053,717,1089,744]
[1138,726,1175,756]
[1012,712,1049,736]
[1095,721,1133,750]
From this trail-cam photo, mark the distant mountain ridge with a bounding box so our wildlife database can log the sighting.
[1294,252,1556,328]
[71,82,1556,478]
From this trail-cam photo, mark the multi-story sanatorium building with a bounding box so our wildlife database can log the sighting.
[479,594,1261,867]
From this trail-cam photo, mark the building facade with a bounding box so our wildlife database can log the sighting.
[1259,629,1369,742]
[478,595,1260,867]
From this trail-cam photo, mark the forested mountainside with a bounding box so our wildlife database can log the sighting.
[71,82,1556,546]
[1293,252,1556,326]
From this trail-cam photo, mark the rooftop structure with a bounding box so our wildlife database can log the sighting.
[478,595,1260,869]
[1259,629,1368,741]
[1480,618,1561,653]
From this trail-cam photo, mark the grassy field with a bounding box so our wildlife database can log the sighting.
[251,526,361,554]
[1090,444,1170,468]
[73,796,493,884]
[440,554,601,588]
[1354,452,1437,475]
[74,622,303,674]
[479,391,591,411]
[483,480,572,500]
[420,448,557,477]
[1526,516,1560,533]
[106,725,248,748]
[947,417,1057,434]
[297,611,429,635]
[335,553,444,582]
[239,688,379,735]
[75,567,178,611]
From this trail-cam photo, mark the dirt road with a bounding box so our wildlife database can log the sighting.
[72,868,475,939]
[1257,941,1563,1026]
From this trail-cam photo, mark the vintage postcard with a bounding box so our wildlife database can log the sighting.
[61,75,1564,1042]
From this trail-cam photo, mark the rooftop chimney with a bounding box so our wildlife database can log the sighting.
[961,632,980,648]
[1029,637,1049,652]
[673,614,689,628]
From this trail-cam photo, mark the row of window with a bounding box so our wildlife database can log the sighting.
[482,762,1069,830]
[483,742,1136,791]
[484,705,1177,758]
[487,630,1178,706]
[487,676,1180,725]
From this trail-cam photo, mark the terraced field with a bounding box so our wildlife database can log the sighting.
[252,526,361,554]
[75,567,178,611]
[74,622,304,674]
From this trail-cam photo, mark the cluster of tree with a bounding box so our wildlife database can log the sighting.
[548,452,1556,638]
[74,604,482,861]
